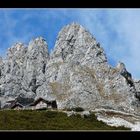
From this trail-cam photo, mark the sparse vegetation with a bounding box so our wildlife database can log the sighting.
[0,110,130,130]
[66,107,84,112]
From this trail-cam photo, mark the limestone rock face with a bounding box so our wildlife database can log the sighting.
[0,43,27,97]
[134,80,140,92]
[0,37,49,107]
[0,23,140,119]
[22,37,49,94]
[134,80,140,101]
[45,23,138,114]
[0,57,3,79]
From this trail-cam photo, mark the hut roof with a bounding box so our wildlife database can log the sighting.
[16,97,34,106]
[3,104,12,109]
[6,100,16,103]
[30,97,56,106]
[11,103,24,109]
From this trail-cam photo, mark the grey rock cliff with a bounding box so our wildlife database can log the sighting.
[134,80,140,101]
[0,37,49,107]
[44,23,138,114]
[0,23,140,122]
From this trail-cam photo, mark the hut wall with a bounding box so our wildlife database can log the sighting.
[35,101,47,109]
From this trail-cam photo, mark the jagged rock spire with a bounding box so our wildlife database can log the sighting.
[51,23,97,63]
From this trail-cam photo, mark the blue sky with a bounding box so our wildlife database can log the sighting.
[0,9,140,79]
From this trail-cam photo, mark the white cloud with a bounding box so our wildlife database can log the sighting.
[104,10,140,80]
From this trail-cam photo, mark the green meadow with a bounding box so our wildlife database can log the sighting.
[0,110,130,130]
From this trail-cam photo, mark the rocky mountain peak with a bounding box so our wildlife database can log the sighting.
[57,22,84,39]
[7,42,26,59]
[116,61,126,71]
[28,37,48,50]
[51,23,98,64]
[28,37,49,59]
[1,23,140,130]
[116,61,134,87]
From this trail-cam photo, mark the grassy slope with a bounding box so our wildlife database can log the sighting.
[0,110,130,130]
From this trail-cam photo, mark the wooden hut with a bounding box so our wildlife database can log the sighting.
[29,97,57,110]
[3,100,16,110]
[11,103,24,110]
[4,99,24,110]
